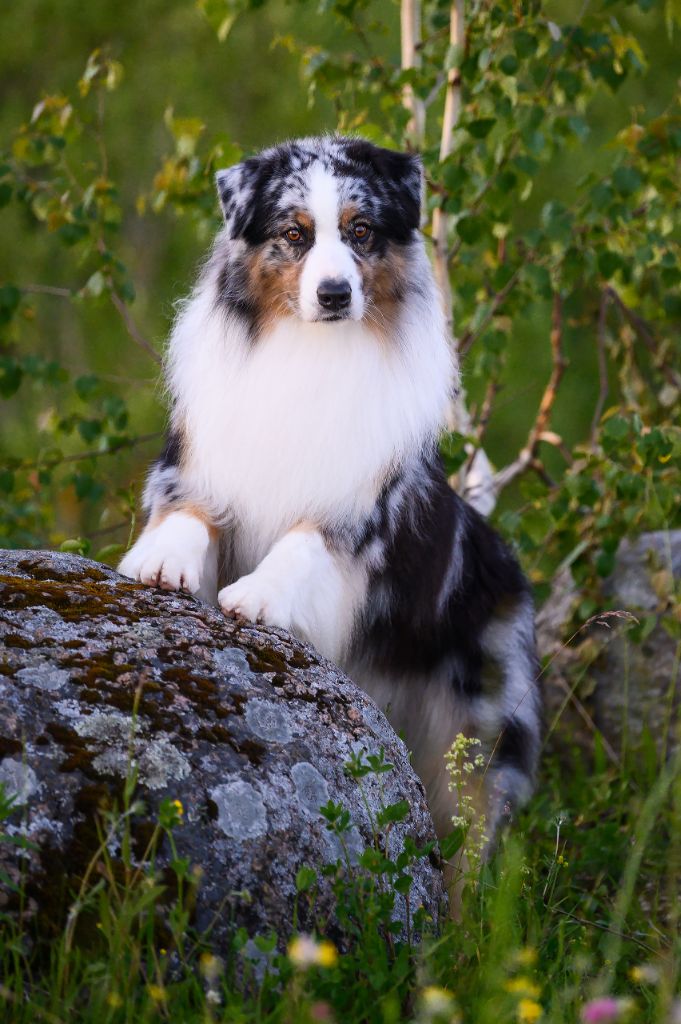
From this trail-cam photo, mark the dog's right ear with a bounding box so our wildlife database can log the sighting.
[215,157,261,239]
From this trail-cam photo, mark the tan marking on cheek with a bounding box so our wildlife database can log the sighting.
[361,245,409,341]
[244,247,305,336]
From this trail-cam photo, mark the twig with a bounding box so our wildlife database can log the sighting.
[591,288,610,442]
[21,283,73,298]
[607,286,681,389]
[400,0,426,145]
[457,262,526,357]
[21,281,162,367]
[548,905,659,958]
[12,431,161,473]
[493,291,567,493]
[109,289,162,366]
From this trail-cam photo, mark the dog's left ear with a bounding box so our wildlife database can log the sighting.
[341,140,423,231]
[215,157,262,239]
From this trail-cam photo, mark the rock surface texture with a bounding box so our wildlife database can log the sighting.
[0,550,444,951]
[537,530,681,753]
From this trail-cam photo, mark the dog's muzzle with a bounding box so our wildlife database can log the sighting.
[317,278,352,315]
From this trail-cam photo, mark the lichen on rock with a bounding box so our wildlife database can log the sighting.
[0,549,444,951]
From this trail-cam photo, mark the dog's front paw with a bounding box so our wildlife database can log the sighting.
[218,573,293,631]
[119,541,201,593]
[118,513,210,595]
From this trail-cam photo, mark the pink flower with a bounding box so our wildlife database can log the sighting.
[581,998,627,1023]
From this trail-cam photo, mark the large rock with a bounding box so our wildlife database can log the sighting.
[537,530,681,753]
[0,550,444,951]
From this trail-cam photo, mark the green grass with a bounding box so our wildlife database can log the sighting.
[1,703,680,1024]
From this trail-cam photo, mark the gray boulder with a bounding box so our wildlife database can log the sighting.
[537,530,681,753]
[0,550,444,952]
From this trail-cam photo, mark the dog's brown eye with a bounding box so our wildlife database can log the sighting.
[285,227,303,243]
[353,222,370,241]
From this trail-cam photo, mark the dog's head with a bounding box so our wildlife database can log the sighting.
[214,136,423,333]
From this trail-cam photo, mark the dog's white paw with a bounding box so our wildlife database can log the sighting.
[218,573,294,630]
[118,513,210,596]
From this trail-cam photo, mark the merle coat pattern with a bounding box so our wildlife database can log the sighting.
[119,135,541,892]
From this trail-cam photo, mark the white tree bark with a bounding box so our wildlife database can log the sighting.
[430,0,497,515]
[400,0,426,146]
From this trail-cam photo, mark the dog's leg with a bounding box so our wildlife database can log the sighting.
[218,524,363,662]
[119,509,219,602]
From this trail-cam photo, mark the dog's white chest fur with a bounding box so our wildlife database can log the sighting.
[170,289,452,572]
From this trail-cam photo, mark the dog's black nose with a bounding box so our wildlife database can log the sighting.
[317,279,352,312]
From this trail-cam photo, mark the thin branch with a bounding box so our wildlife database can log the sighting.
[400,0,426,145]
[493,291,567,494]
[12,431,161,473]
[21,283,73,298]
[606,285,681,390]
[591,288,610,442]
[21,281,162,367]
[108,289,162,366]
[457,262,525,357]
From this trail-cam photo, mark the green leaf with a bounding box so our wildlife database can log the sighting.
[376,800,410,827]
[499,54,519,75]
[467,118,496,139]
[598,250,625,279]
[513,29,538,58]
[612,165,642,196]
[295,866,317,892]
[0,357,23,397]
[60,537,91,556]
[456,215,484,244]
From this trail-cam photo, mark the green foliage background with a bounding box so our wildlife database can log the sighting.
[1,0,679,607]
[1,4,681,1021]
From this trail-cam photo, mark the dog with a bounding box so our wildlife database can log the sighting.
[119,135,541,882]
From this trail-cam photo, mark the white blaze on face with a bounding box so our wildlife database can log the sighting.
[298,162,364,322]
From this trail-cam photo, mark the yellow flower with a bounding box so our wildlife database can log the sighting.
[172,799,184,816]
[515,947,538,967]
[422,986,455,1012]
[506,977,542,999]
[517,998,543,1022]
[200,952,222,981]
[147,984,167,1003]
[288,935,338,969]
[629,964,660,984]
[316,940,338,967]
[106,992,123,1008]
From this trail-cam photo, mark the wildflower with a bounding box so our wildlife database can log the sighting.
[421,986,455,1013]
[581,997,632,1023]
[517,998,543,1022]
[288,934,338,969]
[310,1002,334,1021]
[172,799,184,817]
[628,963,659,984]
[514,948,538,968]
[200,952,223,983]
[206,989,221,1006]
[106,992,123,1008]
[147,984,167,1003]
[505,977,541,999]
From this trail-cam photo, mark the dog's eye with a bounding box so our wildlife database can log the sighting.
[285,226,303,244]
[352,222,371,241]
